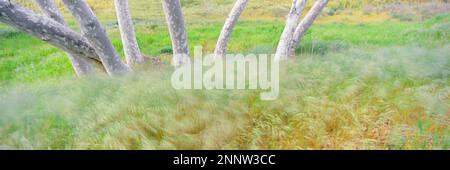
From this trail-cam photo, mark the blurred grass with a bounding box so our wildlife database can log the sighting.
[0,0,449,150]
[0,45,448,149]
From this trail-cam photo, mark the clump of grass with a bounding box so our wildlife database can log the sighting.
[295,40,349,56]
[0,45,448,150]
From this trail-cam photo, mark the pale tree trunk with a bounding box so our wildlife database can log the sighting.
[288,0,328,57]
[34,0,95,76]
[0,0,102,66]
[62,0,129,76]
[114,0,145,68]
[274,0,307,61]
[214,0,248,59]
[162,0,190,67]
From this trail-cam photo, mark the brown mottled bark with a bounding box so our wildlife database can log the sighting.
[162,0,190,67]
[288,0,329,57]
[63,0,129,75]
[114,0,145,68]
[214,0,248,59]
[34,0,95,76]
[274,0,307,61]
[0,0,102,67]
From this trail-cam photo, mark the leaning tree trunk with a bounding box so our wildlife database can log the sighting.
[162,0,190,67]
[288,0,329,57]
[34,0,95,76]
[62,0,129,76]
[274,0,307,61]
[114,0,145,68]
[214,0,248,59]
[0,0,102,67]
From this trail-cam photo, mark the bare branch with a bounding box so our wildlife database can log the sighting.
[35,0,96,76]
[162,0,190,67]
[62,0,130,75]
[214,0,248,59]
[114,0,145,68]
[274,0,307,61]
[0,0,102,67]
[288,0,329,57]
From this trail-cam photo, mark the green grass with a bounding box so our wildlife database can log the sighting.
[1,14,449,84]
[0,7,449,149]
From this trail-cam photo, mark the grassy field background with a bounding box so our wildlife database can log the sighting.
[0,0,449,149]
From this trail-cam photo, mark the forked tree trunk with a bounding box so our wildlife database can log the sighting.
[214,0,248,59]
[114,0,145,68]
[162,0,190,67]
[288,0,329,57]
[62,0,129,75]
[274,0,307,61]
[0,0,102,66]
[34,0,95,76]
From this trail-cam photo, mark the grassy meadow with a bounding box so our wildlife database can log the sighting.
[0,0,449,149]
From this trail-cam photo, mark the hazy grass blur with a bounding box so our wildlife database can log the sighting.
[0,45,448,149]
[0,0,448,149]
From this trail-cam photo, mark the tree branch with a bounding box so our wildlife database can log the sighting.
[35,0,96,76]
[288,0,329,57]
[162,0,190,67]
[274,0,307,61]
[214,0,248,59]
[0,0,102,67]
[63,0,130,75]
[114,0,145,68]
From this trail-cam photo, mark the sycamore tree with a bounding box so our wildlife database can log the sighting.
[0,0,328,76]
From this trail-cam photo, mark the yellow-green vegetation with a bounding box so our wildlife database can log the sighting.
[1,13,448,83]
[0,0,449,149]
[12,0,450,22]
[0,45,448,149]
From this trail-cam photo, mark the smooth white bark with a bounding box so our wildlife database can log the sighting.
[162,0,190,67]
[114,0,145,68]
[63,0,129,76]
[288,0,329,57]
[0,0,102,66]
[274,0,307,61]
[35,0,95,76]
[214,0,248,59]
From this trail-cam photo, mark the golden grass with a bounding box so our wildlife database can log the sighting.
[0,46,448,150]
[10,0,448,26]
[13,0,434,23]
